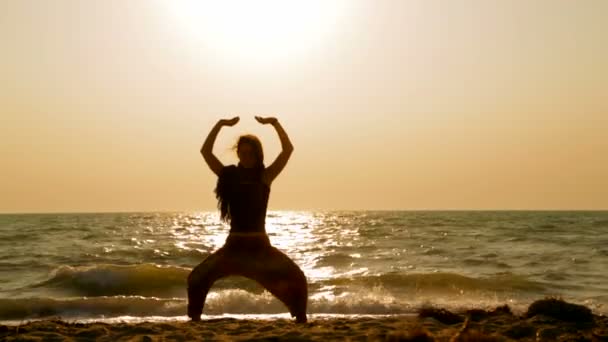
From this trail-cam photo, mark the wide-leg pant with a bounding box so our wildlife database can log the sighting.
[187,234,308,322]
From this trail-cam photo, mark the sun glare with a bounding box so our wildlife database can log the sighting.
[160,0,347,66]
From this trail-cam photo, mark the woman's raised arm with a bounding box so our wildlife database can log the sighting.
[201,117,239,176]
[255,116,293,184]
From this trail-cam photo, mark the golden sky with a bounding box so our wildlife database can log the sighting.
[1,0,607,212]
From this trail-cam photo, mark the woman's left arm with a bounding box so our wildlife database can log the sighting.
[255,116,294,184]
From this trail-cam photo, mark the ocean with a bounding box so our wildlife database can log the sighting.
[1,211,607,324]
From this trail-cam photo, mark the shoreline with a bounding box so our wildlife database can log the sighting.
[2,299,607,341]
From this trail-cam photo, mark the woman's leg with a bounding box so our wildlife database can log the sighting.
[187,247,230,321]
[188,240,308,322]
[244,247,308,323]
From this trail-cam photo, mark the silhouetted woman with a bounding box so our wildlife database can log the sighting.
[187,116,308,323]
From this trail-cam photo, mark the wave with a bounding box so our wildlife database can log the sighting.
[22,264,548,299]
[0,287,524,321]
[26,264,271,297]
[0,296,183,320]
[0,291,409,321]
[29,264,189,297]
[314,253,358,267]
[592,219,608,227]
[316,272,547,295]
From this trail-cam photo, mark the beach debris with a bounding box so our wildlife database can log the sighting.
[418,307,464,325]
[466,305,513,322]
[535,327,562,341]
[382,325,435,342]
[450,330,502,342]
[592,328,608,341]
[525,298,593,323]
[449,317,502,342]
[501,322,536,339]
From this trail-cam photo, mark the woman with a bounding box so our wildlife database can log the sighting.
[187,116,308,323]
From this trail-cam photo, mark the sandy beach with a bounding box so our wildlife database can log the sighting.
[2,299,607,341]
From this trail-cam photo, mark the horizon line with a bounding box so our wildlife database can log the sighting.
[1,209,607,215]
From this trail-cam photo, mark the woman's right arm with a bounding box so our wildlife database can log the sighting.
[201,117,239,176]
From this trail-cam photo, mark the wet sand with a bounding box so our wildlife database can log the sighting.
[2,300,607,341]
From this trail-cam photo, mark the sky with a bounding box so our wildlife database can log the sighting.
[1,0,607,213]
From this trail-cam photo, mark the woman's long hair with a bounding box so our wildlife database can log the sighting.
[214,135,265,222]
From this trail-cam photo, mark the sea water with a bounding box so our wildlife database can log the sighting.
[0,211,606,323]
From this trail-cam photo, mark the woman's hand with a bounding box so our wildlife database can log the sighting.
[219,116,240,127]
[255,116,278,125]
[203,117,238,176]
[260,116,292,184]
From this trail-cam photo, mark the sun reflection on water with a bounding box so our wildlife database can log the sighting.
[265,211,368,281]
[169,212,228,255]
[265,211,334,280]
[168,211,372,282]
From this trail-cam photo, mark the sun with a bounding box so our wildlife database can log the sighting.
[159,0,347,66]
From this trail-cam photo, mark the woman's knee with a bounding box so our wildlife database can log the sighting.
[187,267,205,289]
[189,251,224,286]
